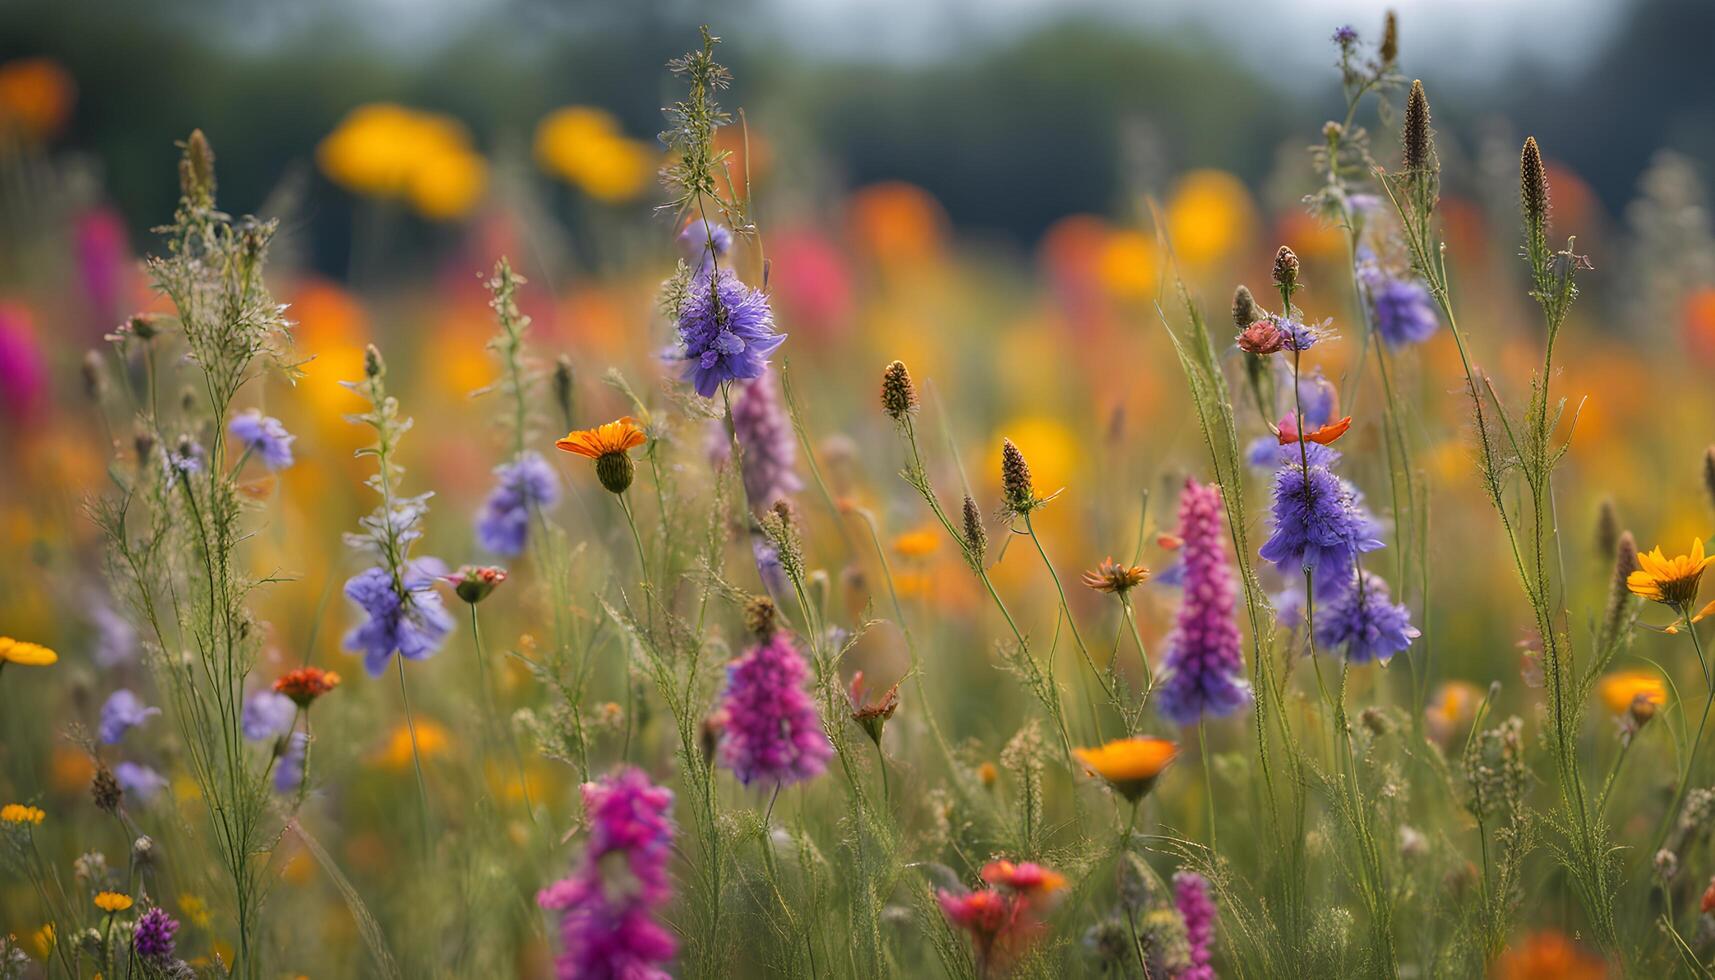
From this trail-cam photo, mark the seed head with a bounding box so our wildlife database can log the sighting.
[1272,246,1300,294]
[1703,445,1715,512]
[1000,439,1035,516]
[961,494,988,567]
[743,595,778,638]
[881,360,918,421]
[553,355,575,429]
[1595,498,1619,561]
[364,343,385,379]
[1520,137,1549,236]
[1231,284,1262,329]
[179,129,216,205]
[1403,80,1432,173]
[594,450,635,494]
[91,762,122,815]
[1379,11,1399,65]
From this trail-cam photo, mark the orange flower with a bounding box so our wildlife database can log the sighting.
[1627,538,1714,607]
[0,57,76,140]
[1278,415,1353,446]
[274,667,342,708]
[1082,557,1149,595]
[1595,670,1666,717]
[892,528,940,560]
[981,860,1067,896]
[555,418,647,459]
[1424,680,1482,744]
[94,891,133,913]
[1073,737,1177,801]
[1494,930,1606,980]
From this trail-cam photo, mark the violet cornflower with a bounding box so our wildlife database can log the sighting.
[716,630,833,788]
[1272,314,1334,351]
[241,691,296,741]
[274,732,310,794]
[1155,479,1252,725]
[132,906,179,962]
[679,219,733,274]
[676,270,785,398]
[1173,871,1218,980]
[99,689,160,744]
[537,767,678,980]
[1357,250,1439,347]
[114,762,169,804]
[342,560,455,676]
[476,451,560,556]
[91,599,137,667]
[1313,571,1420,664]
[1259,444,1383,597]
[228,410,296,469]
[731,368,802,510]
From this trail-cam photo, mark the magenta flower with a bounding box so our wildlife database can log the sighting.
[1174,871,1218,980]
[1155,479,1251,725]
[731,368,802,511]
[716,630,833,789]
[537,767,678,980]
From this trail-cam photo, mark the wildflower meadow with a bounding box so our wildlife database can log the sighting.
[6,10,1715,979]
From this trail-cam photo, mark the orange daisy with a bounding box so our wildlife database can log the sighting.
[1627,537,1714,608]
[556,417,647,493]
[1073,736,1178,801]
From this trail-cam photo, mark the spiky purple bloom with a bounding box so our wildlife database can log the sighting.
[99,689,161,744]
[676,270,785,398]
[342,560,455,676]
[241,691,296,741]
[679,219,733,274]
[1313,571,1419,664]
[163,438,205,482]
[476,452,560,556]
[132,907,179,962]
[1273,314,1333,351]
[1332,25,1358,45]
[1156,480,1251,725]
[114,762,168,804]
[1260,446,1383,598]
[1173,871,1217,980]
[227,410,295,469]
[274,732,309,794]
[731,369,802,510]
[716,631,833,788]
[752,537,788,595]
[537,767,678,980]
[1358,251,1439,347]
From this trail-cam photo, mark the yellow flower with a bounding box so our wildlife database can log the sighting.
[892,528,940,560]
[1596,669,1667,716]
[1424,680,1482,744]
[0,636,58,666]
[1628,537,1714,607]
[94,891,133,913]
[557,417,648,494]
[1164,170,1253,267]
[533,106,655,204]
[1,803,45,825]
[373,720,451,771]
[32,923,53,958]
[178,894,212,929]
[317,103,487,220]
[1073,737,1178,802]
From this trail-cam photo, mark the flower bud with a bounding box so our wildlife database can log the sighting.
[1271,246,1300,293]
[881,360,918,421]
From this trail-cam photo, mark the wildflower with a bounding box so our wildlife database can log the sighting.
[114,763,169,804]
[1332,25,1358,46]
[241,691,296,741]
[99,689,161,744]
[715,629,832,789]
[275,732,310,794]
[1272,245,1300,293]
[1276,414,1353,446]
[133,907,179,963]
[1231,285,1264,329]
[758,501,805,584]
[1156,479,1251,725]
[1379,11,1398,64]
[1313,571,1420,664]
[881,360,918,421]
[1083,557,1149,595]
[1520,136,1548,238]
[556,417,647,494]
[1000,438,1037,517]
[94,891,133,913]
[1403,80,1433,174]
[731,370,802,510]
[678,218,733,273]
[981,860,1068,897]
[1494,930,1606,980]
[164,436,204,482]
[977,761,999,787]
[476,452,560,556]
[675,269,785,398]
[1272,313,1332,351]
[0,636,58,668]
[1357,251,1439,346]
[1236,318,1285,355]
[937,889,1030,970]
[1424,680,1482,744]
[962,495,988,568]
[273,666,341,708]
[90,601,136,667]
[317,103,488,219]
[1627,537,1713,608]
[0,57,75,140]
[1174,871,1218,980]
[893,528,940,560]
[1259,444,1383,596]
[1073,737,1178,802]
[1597,669,1666,720]
[537,767,677,980]
[342,562,456,677]
[533,106,655,204]
[847,671,900,747]
[1,803,44,825]
[227,410,295,469]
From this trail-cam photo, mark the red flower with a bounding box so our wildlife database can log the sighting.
[273,667,341,708]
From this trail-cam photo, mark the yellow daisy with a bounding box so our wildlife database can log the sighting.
[94,891,133,913]
[1,803,45,825]
[0,636,58,667]
[1628,537,1714,608]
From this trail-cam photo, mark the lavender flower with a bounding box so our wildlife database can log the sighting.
[476,452,560,556]
[731,369,802,510]
[1173,871,1218,980]
[1273,314,1334,351]
[676,270,785,398]
[1156,479,1252,725]
[132,907,179,962]
[114,762,169,804]
[537,767,678,980]
[752,536,788,595]
[274,732,309,794]
[240,691,296,741]
[1313,571,1420,664]
[1259,446,1383,597]
[163,437,205,483]
[716,630,833,788]
[90,599,136,667]
[227,410,296,469]
[679,219,733,274]
[1358,250,1439,347]
[342,560,455,676]
[99,689,161,744]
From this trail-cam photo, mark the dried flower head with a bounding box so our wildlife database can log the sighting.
[1237,318,1286,355]
[1231,285,1263,330]
[881,360,918,421]
[847,670,901,747]
[91,762,122,815]
[1521,136,1549,237]
[962,495,988,568]
[743,595,778,638]
[1403,80,1432,173]
[1272,245,1300,293]
[1000,438,1036,517]
[552,355,575,428]
[1595,499,1619,560]
[1082,557,1149,595]
[1379,11,1398,65]
[1704,446,1715,512]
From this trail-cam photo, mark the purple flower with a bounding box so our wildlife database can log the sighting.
[91,599,137,668]
[476,452,560,556]
[752,537,787,595]
[1173,871,1218,980]
[1293,366,1338,427]
[716,630,833,788]
[228,410,295,469]
[99,689,161,744]
[241,691,296,741]
[731,369,802,511]
[1313,571,1420,664]
[132,906,179,962]
[164,437,205,482]
[678,219,733,274]
[1259,448,1383,598]
[342,560,455,676]
[676,270,785,398]
[1332,25,1359,46]
[274,732,310,794]
[114,762,169,804]
[1155,479,1251,725]
[1273,314,1332,351]
[1357,251,1439,347]
[537,767,678,980]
